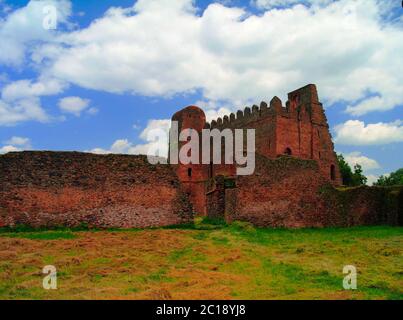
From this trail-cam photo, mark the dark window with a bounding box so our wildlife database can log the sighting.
[188,168,192,178]
[284,148,292,156]
[330,165,336,181]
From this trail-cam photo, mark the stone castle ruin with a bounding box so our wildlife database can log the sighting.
[0,85,401,229]
[171,84,342,216]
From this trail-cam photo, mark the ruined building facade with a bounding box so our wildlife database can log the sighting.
[0,85,401,229]
[171,84,342,215]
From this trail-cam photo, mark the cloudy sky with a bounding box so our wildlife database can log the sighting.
[0,0,402,184]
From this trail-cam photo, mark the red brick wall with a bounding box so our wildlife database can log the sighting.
[180,181,207,216]
[0,152,193,228]
[206,176,226,219]
[227,155,402,228]
[318,184,402,227]
[206,176,238,220]
[0,152,399,229]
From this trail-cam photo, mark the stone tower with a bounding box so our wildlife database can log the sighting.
[170,106,208,215]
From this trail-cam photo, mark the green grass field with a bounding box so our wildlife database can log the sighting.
[0,219,402,300]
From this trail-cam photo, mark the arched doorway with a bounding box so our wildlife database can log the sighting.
[284,148,292,156]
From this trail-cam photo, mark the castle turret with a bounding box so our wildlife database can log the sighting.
[171,106,208,214]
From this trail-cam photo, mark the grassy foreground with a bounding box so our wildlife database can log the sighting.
[0,219,402,300]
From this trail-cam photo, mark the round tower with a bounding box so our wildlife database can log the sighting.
[170,106,208,215]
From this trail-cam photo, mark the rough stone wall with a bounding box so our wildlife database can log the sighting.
[206,176,238,220]
[206,176,226,219]
[0,152,193,228]
[181,181,207,216]
[318,184,402,227]
[224,188,238,219]
[227,155,402,228]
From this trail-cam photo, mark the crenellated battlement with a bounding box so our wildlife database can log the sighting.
[206,99,304,130]
[206,84,326,130]
[207,100,275,130]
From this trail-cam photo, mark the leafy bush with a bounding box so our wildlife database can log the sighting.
[374,168,403,186]
[337,154,367,186]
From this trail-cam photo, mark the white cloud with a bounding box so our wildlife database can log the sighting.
[0,97,49,126]
[343,151,380,171]
[0,0,402,131]
[193,99,243,122]
[366,174,379,186]
[138,119,171,141]
[1,78,65,101]
[341,150,386,186]
[0,77,66,126]
[87,119,171,158]
[58,96,90,116]
[110,139,132,154]
[0,145,20,153]
[5,136,31,147]
[252,0,333,10]
[204,107,233,122]
[87,139,132,155]
[25,0,403,116]
[87,147,109,155]
[0,136,31,154]
[132,119,171,157]
[334,120,403,145]
[0,0,72,66]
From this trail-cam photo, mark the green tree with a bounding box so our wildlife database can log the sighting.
[352,164,367,186]
[337,154,367,186]
[374,168,403,186]
[337,154,353,186]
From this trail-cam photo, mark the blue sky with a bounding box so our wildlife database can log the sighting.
[0,0,402,184]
